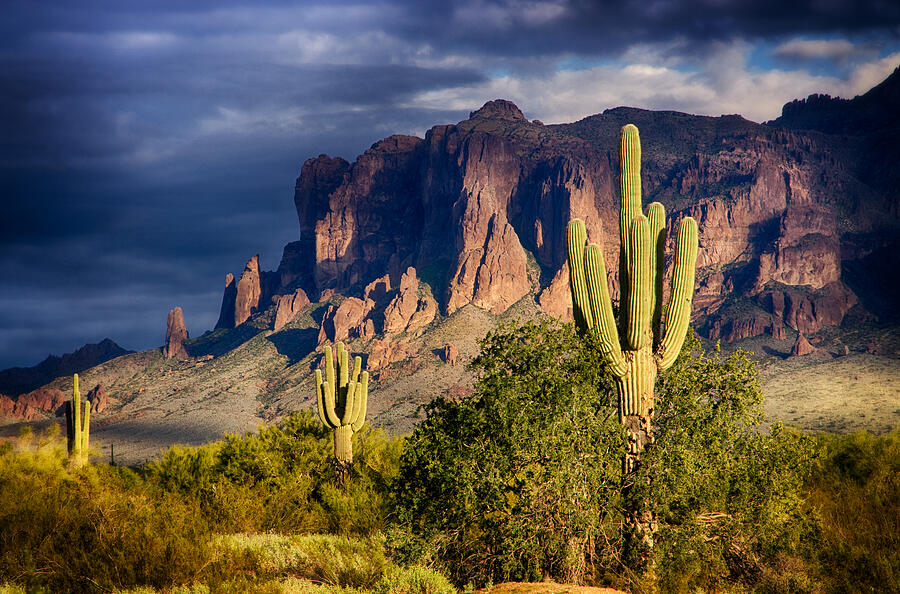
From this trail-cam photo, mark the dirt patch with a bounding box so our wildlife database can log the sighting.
[479,582,626,594]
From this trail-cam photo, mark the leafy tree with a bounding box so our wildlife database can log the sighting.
[393,321,818,591]
[393,319,627,586]
[641,333,818,592]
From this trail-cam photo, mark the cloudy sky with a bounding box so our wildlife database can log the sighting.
[1,0,899,370]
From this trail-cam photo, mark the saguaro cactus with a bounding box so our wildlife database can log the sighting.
[567,123,699,550]
[65,373,91,466]
[315,342,369,475]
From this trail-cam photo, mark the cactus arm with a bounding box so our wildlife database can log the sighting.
[81,399,90,463]
[337,343,350,413]
[320,348,342,427]
[322,384,341,427]
[65,400,74,455]
[618,124,642,333]
[341,381,358,426]
[72,374,82,460]
[351,371,368,432]
[584,244,628,376]
[337,342,349,390]
[351,355,362,382]
[315,369,336,428]
[324,344,335,399]
[566,219,595,332]
[646,202,666,344]
[657,217,699,370]
[626,215,651,350]
[341,355,363,425]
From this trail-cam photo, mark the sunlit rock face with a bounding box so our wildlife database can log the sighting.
[227,71,900,342]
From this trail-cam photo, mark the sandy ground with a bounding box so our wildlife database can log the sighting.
[760,353,900,434]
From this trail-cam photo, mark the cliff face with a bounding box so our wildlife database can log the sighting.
[217,75,899,344]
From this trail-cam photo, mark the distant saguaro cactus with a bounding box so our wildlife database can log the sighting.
[315,342,368,479]
[567,123,699,552]
[65,373,91,466]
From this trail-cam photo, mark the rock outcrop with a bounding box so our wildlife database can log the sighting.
[441,343,459,366]
[272,288,310,331]
[163,307,189,359]
[215,273,237,329]
[791,333,815,356]
[382,267,437,335]
[86,384,110,413]
[0,386,71,420]
[368,339,412,371]
[755,205,841,291]
[234,255,262,326]
[317,298,375,344]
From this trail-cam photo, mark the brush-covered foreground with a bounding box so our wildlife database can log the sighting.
[0,321,897,593]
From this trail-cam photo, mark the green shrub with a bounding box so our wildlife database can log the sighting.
[393,319,627,586]
[393,321,819,591]
[643,334,819,592]
[145,410,403,535]
[372,566,456,594]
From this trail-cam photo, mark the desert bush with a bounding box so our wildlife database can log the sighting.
[0,428,211,593]
[372,565,456,594]
[642,334,819,592]
[145,410,403,535]
[393,319,627,586]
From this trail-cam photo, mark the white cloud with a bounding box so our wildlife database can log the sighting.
[197,106,308,136]
[773,38,857,61]
[845,51,900,96]
[407,41,900,124]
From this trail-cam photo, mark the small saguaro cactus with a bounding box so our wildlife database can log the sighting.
[64,373,91,466]
[315,342,369,472]
[567,124,699,550]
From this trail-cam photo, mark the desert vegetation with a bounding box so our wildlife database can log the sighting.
[2,123,897,593]
[0,319,897,593]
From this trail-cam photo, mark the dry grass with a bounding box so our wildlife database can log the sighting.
[760,353,900,433]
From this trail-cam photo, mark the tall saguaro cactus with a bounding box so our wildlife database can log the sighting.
[315,342,369,479]
[65,373,90,466]
[567,124,699,551]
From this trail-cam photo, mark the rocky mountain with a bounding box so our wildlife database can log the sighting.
[0,338,131,397]
[3,71,899,463]
[216,70,898,346]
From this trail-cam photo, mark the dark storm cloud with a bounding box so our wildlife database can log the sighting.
[391,0,900,57]
[0,0,483,367]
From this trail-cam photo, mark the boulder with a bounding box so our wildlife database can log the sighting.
[441,343,459,366]
[791,333,816,356]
